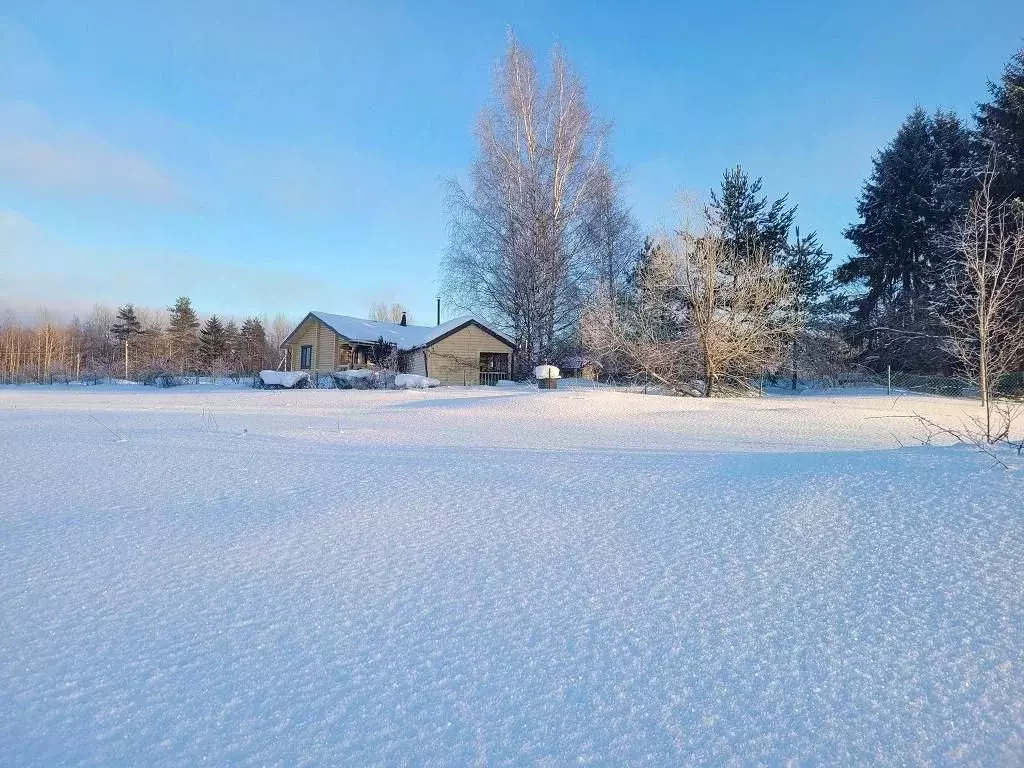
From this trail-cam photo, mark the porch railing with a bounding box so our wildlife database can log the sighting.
[479,371,505,386]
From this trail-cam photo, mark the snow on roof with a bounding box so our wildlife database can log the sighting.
[307,311,513,350]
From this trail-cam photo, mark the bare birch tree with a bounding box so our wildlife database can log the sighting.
[584,166,641,306]
[943,167,1024,440]
[443,34,613,373]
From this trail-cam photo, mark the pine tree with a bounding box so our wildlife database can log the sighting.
[976,47,1024,202]
[239,317,267,374]
[706,166,795,267]
[837,108,973,371]
[167,296,200,374]
[199,315,228,374]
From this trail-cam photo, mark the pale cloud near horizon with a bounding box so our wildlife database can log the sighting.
[0,118,190,207]
[0,209,398,320]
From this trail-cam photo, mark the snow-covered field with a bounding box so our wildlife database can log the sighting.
[1,384,1021,765]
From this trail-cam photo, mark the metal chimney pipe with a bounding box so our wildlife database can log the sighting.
[436,296,441,326]
[400,311,407,327]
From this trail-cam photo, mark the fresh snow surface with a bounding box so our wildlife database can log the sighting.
[258,370,309,388]
[1,386,1021,765]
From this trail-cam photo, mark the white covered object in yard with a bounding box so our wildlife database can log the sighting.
[534,364,560,379]
[259,370,309,388]
[393,374,440,389]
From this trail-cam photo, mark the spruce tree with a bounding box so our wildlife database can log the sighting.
[223,320,240,374]
[199,315,228,374]
[782,228,832,319]
[624,236,677,340]
[706,166,795,267]
[976,47,1024,202]
[167,296,200,374]
[239,317,267,373]
[837,108,973,371]
[110,304,142,342]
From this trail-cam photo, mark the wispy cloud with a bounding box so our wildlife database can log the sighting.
[0,210,365,317]
[0,105,190,206]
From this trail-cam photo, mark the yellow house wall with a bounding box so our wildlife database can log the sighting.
[403,349,428,377]
[286,317,341,372]
[425,324,512,385]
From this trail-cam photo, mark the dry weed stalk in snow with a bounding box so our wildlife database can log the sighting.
[896,401,1024,469]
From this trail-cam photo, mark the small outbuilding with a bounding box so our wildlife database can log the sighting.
[280,311,514,386]
[560,355,601,380]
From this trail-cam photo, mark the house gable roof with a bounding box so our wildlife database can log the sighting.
[281,311,513,351]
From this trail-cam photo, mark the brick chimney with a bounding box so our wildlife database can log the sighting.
[400,311,407,326]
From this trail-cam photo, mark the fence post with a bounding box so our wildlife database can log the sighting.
[887,365,892,396]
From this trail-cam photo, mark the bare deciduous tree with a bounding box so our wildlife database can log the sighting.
[943,167,1024,440]
[584,166,641,307]
[369,303,411,324]
[266,313,294,369]
[582,240,696,391]
[443,33,614,374]
[582,203,796,396]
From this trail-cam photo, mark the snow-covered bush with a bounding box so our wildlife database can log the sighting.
[332,369,388,389]
[394,374,440,389]
[259,370,310,389]
[332,370,440,390]
[138,369,181,388]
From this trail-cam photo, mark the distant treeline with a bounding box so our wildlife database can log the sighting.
[0,298,294,384]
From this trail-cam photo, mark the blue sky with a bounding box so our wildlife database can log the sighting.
[2,0,1022,323]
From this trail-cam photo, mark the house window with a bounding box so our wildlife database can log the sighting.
[300,345,313,369]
